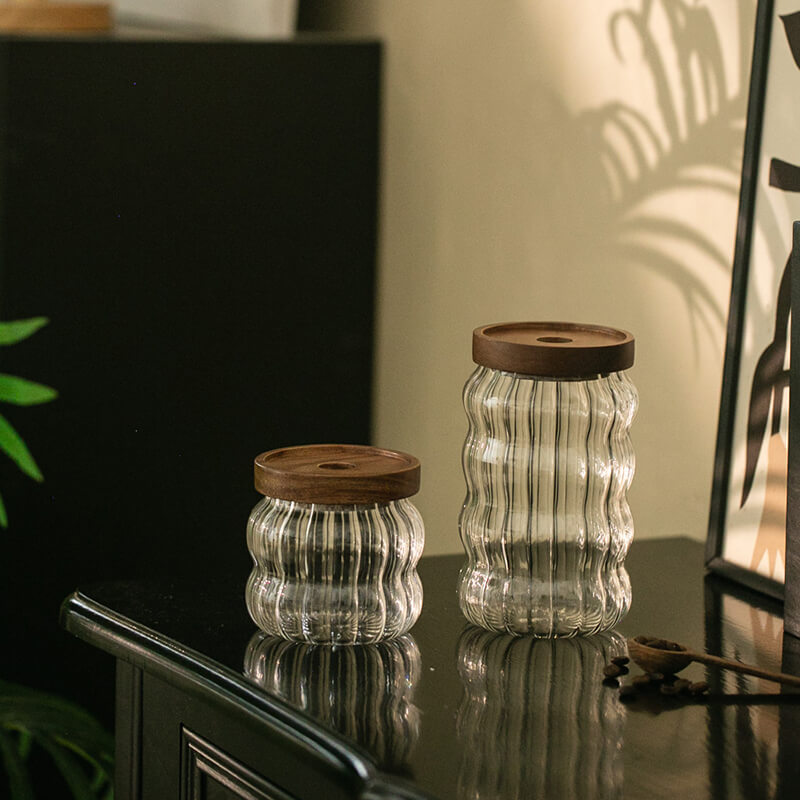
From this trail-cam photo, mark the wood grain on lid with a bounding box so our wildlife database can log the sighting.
[473,321,634,378]
[254,444,421,504]
[0,3,112,31]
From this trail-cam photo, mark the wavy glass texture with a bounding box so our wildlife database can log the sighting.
[459,366,638,636]
[457,628,626,800]
[246,497,424,645]
[244,632,421,769]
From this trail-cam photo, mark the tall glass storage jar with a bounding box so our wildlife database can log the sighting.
[246,444,424,645]
[459,322,637,637]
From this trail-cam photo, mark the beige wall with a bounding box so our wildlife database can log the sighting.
[313,1,755,554]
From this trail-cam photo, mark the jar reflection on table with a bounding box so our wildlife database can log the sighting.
[456,627,626,800]
[244,631,421,770]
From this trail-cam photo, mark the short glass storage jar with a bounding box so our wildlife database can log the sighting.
[459,322,637,637]
[246,444,424,645]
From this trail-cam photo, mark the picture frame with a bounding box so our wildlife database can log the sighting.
[707,0,800,599]
[785,220,800,637]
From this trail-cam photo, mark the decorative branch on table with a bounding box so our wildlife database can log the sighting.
[0,317,57,528]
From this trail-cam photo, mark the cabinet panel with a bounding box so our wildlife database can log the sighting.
[116,661,143,800]
[140,670,363,800]
[181,727,296,800]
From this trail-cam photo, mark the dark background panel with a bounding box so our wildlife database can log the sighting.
[0,36,380,722]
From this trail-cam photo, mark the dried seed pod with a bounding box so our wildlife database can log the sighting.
[611,656,630,667]
[604,664,623,678]
[603,677,620,688]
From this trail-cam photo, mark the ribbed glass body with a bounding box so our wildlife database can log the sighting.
[457,628,625,800]
[246,497,424,644]
[244,632,421,769]
[459,365,637,636]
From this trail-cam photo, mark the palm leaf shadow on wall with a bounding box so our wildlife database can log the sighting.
[568,0,795,574]
[597,2,800,578]
[566,0,756,350]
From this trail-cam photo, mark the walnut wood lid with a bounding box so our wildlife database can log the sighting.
[254,444,421,504]
[472,322,634,378]
[0,3,112,32]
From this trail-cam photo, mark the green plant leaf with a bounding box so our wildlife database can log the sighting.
[0,681,114,763]
[0,729,35,800]
[0,681,114,798]
[0,681,114,797]
[88,761,109,793]
[16,730,32,760]
[0,318,48,346]
[38,735,97,800]
[0,414,43,482]
[0,491,7,529]
[0,374,58,406]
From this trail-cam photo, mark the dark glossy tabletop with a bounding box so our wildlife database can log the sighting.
[62,538,800,800]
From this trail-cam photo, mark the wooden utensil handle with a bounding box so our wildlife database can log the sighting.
[686,650,800,688]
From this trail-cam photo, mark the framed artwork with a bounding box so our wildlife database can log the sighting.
[786,221,800,637]
[707,0,800,598]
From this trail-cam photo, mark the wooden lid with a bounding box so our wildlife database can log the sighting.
[0,3,112,32]
[472,322,634,378]
[254,444,421,504]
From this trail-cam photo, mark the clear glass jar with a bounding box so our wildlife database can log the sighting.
[244,631,421,769]
[459,322,637,637]
[246,444,424,645]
